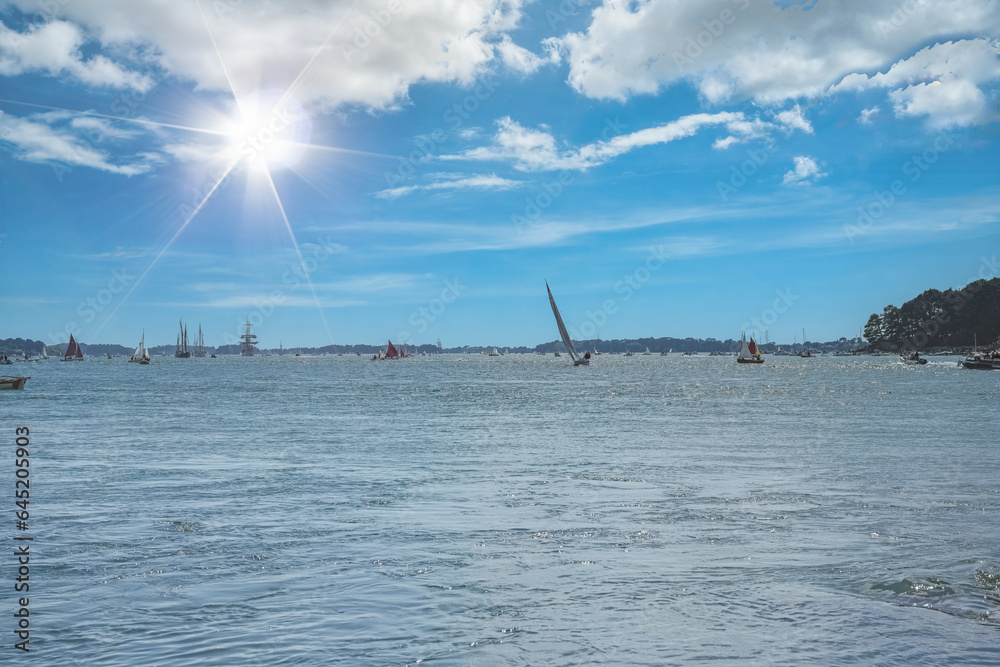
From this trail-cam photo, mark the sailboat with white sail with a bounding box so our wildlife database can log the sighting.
[128,330,151,364]
[737,332,764,364]
[546,281,589,366]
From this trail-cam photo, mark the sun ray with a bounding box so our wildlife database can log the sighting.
[273,0,361,114]
[91,161,238,340]
[262,164,336,345]
[196,0,248,119]
[283,140,398,160]
[0,97,227,136]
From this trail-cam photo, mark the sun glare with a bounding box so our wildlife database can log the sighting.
[223,90,313,171]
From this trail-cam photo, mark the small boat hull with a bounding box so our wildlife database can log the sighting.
[573,358,590,366]
[0,376,29,390]
[737,357,764,364]
[962,359,999,370]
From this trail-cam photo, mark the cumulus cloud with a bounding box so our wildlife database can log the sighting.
[832,40,1000,128]
[6,0,535,111]
[782,156,825,186]
[0,20,153,91]
[774,104,813,135]
[375,173,522,199]
[555,0,1000,126]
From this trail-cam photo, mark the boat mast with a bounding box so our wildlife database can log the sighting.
[240,318,258,356]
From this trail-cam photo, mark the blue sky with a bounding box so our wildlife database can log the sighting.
[0,0,998,348]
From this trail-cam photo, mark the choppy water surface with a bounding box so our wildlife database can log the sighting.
[4,354,999,665]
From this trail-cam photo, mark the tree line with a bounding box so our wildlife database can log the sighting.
[863,277,1000,350]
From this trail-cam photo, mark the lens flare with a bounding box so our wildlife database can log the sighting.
[224,90,313,171]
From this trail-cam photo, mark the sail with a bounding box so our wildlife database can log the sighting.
[385,340,400,359]
[64,334,78,359]
[546,282,579,361]
[738,333,751,359]
[748,338,758,355]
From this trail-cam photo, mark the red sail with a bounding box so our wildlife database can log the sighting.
[384,340,399,359]
[748,338,758,355]
[64,334,79,359]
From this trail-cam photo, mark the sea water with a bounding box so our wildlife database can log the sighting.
[2,354,998,665]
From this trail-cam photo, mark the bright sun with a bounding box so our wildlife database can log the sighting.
[224,90,312,171]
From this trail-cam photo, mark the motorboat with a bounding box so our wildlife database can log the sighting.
[961,352,1000,370]
[899,351,928,365]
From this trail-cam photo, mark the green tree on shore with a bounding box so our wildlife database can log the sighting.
[863,278,1000,349]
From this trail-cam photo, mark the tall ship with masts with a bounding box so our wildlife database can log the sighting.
[193,324,206,357]
[240,318,257,357]
[175,319,191,358]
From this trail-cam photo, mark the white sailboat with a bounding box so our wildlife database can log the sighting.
[546,281,590,366]
[737,332,764,364]
[128,330,151,364]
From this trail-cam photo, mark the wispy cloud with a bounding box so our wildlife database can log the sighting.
[154,296,366,309]
[312,273,431,293]
[0,111,154,175]
[375,173,523,199]
[858,106,880,125]
[443,108,813,172]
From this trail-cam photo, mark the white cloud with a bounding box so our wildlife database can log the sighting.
[375,173,522,199]
[445,107,812,171]
[782,156,825,186]
[446,113,742,171]
[858,106,880,125]
[495,35,544,75]
[0,111,153,175]
[69,116,141,140]
[7,0,535,111]
[774,104,813,135]
[0,20,152,91]
[555,0,1000,125]
[163,142,226,163]
[313,273,430,293]
[889,79,987,129]
[831,39,1000,128]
